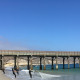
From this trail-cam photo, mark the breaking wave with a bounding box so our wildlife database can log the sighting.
[5,67,61,80]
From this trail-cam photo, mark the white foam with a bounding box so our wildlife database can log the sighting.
[5,67,61,80]
[39,72,61,80]
[5,66,13,70]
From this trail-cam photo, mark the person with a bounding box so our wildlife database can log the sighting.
[15,67,19,75]
[12,68,16,78]
[2,68,5,74]
[29,69,33,78]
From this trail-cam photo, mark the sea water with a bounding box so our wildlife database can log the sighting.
[19,64,79,70]
[4,64,80,80]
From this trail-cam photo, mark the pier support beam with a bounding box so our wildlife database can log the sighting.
[67,57,70,69]
[43,57,46,70]
[0,55,4,70]
[79,57,80,68]
[74,57,76,68]
[16,55,19,69]
[56,56,58,70]
[14,55,17,69]
[30,57,33,70]
[0,55,2,70]
[51,57,54,69]
[40,57,42,70]
[63,57,65,69]
[2,55,4,70]
[27,56,30,70]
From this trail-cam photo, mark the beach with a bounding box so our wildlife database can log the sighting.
[0,66,80,80]
[1,57,80,80]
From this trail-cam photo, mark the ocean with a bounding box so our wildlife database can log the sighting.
[4,64,80,80]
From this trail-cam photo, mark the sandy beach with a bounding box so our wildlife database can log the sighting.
[0,70,11,80]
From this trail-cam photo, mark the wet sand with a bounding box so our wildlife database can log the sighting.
[0,70,11,80]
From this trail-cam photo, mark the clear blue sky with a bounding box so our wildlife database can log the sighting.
[0,0,80,51]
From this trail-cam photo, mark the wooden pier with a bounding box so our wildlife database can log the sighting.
[0,50,80,70]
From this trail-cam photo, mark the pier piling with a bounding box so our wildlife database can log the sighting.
[2,55,4,70]
[63,57,65,69]
[0,55,2,69]
[30,57,33,70]
[14,55,17,69]
[43,57,46,70]
[16,55,19,69]
[51,57,54,69]
[27,56,30,70]
[40,57,42,70]
[56,56,58,70]
[79,57,80,68]
[74,57,76,68]
[67,57,70,69]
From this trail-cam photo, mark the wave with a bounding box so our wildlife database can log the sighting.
[5,67,61,80]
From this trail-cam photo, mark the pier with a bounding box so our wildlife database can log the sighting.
[0,50,80,70]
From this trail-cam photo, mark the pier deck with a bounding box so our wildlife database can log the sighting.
[0,50,80,70]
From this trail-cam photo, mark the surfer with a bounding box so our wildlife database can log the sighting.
[12,68,16,78]
[15,67,19,75]
[29,69,33,78]
[2,68,5,74]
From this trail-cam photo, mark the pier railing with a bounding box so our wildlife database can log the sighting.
[0,50,80,56]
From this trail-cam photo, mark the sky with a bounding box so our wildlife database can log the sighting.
[0,0,80,51]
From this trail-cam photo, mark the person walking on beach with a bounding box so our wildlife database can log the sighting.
[29,69,33,78]
[12,68,16,78]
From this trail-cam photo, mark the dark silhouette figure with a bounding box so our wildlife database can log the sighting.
[2,68,5,74]
[12,68,16,78]
[29,69,33,78]
[15,68,19,75]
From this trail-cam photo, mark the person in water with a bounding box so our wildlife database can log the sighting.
[12,68,16,78]
[16,68,19,75]
[29,69,33,78]
[2,68,5,74]
[15,67,19,75]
